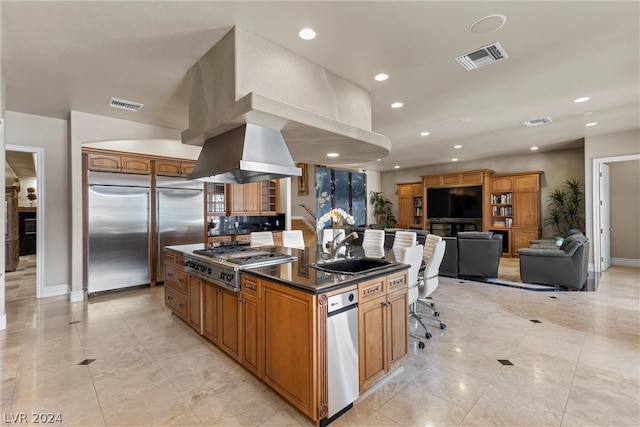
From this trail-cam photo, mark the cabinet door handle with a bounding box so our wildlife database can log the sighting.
[167,295,173,301]
[244,283,256,291]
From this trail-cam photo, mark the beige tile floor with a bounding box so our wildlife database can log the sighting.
[1,257,639,426]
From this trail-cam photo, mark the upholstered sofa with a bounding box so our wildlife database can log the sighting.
[518,234,590,290]
[529,229,584,249]
[439,231,503,279]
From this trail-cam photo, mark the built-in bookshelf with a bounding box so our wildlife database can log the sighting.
[490,191,513,228]
[413,196,423,225]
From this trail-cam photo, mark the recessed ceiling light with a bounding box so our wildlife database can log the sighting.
[470,14,507,35]
[394,165,400,169]
[298,28,317,40]
[420,132,430,136]
[374,73,389,82]
[326,152,339,157]
[451,158,459,162]
[530,146,539,151]
[585,122,598,127]
[391,102,403,108]
[454,145,462,149]
[574,96,590,103]
[377,159,381,161]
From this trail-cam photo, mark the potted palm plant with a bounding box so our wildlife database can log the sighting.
[543,178,585,244]
[369,191,397,229]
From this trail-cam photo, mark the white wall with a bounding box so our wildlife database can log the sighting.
[6,111,69,289]
[609,160,640,259]
[380,147,585,237]
[69,111,184,298]
[0,59,6,328]
[585,129,640,264]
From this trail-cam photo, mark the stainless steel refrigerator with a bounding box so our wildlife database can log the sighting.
[87,171,151,293]
[155,176,204,279]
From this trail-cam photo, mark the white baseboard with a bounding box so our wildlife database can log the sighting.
[42,284,70,298]
[0,313,6,330]
[612,257,640,268]
[69,290,85,303]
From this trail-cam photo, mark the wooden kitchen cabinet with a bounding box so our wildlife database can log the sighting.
[155,159,196,177]
[205,183,228,216]
[203,282,220,344]
[488,172,542,256]
[230,182,261,215]
[422,169,492,187]
[87,152,151,174]
[397,182,423,228]
[358,271,408,392]
[260,180,279,215]
[203,281,241,361]
[164,251,188,322]
[240,276,263,377]
[262,279,317,419]
[188,277,203,334]
[208,235,233,245]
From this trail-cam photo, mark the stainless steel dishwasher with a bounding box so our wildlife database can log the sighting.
[326,289,359,421]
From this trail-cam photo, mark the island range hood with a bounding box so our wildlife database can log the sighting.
[187,123,301,184]
[182,27,391,176]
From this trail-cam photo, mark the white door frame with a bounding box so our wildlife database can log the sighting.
[5,144,45,298]
[592,153,640,273]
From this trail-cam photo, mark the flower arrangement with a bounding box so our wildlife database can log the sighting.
[317,208,355,229]
[27,187,37,205]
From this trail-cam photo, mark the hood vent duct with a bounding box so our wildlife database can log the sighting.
[187,123,302,184]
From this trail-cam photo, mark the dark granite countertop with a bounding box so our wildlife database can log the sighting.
[240,246,408,295]
[165,244,408,295]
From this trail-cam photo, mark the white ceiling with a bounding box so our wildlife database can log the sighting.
[2,1,639,172]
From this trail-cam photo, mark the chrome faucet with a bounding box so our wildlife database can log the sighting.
[332,231,359,260]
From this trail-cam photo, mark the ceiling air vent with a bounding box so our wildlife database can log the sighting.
[455,42,508,71]
[108,97,144,112]
[522,117,553,127]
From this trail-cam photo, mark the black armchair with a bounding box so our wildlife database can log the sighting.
[456,231,503,279]
[518,235,589,290]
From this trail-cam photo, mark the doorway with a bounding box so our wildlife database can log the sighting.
[592,154,640,273]
[5,144,44,299]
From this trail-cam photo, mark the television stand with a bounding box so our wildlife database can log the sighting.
[428,219,480,237]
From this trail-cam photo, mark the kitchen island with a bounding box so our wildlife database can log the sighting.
[163,243,409,425]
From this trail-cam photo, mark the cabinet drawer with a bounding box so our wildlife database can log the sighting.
[165,265,188,293]
[358,277,386,302]
[241,276,261,298]
[235,234,251,242]
[165,286,188,320]
[164,252,176,265]
[387,272,407,293]
[513,229,539,243]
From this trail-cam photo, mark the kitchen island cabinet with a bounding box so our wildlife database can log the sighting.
[163,245,409,425]
[358,273,408,392]
[203,280,240,361]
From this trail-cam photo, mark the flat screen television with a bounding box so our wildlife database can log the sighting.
[427,185,483,219]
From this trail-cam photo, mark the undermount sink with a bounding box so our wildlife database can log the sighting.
[310,257,394,275]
